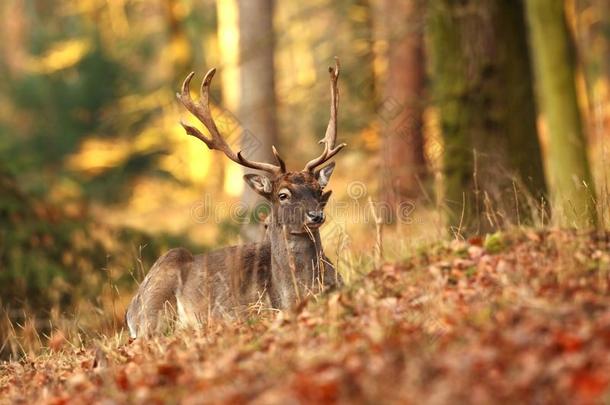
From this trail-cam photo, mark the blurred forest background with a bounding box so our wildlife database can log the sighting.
[1,0,609,357]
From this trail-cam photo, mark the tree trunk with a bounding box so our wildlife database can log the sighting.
[524,0,597,228]
[428,0,547,235]
[427,0,473,235]
[495,0,547,201]
[237,0,279,240]
[378,0,426,222]
[216,0,240,194]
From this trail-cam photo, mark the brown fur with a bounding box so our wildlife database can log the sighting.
[126,244,273,338]
[125,169,342,338]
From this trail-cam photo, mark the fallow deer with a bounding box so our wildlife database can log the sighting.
[126,60,345,338]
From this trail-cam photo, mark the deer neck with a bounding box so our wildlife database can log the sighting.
[267,220,325,309]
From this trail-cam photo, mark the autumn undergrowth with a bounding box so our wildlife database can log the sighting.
[1,225,609,404]
[1,161,608,403]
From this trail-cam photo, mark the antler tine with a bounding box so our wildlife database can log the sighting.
[177,70,283,174]
[304,57,347,172]
[272,145,286,173]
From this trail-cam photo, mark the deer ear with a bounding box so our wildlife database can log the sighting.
[320,190,332,209]
[315,162,335,189]
[243,174,273,198]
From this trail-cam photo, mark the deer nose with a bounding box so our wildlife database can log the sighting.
[306,210,325,224]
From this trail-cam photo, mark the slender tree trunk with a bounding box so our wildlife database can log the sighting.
[216,0,240,194]
[378,0,426,221]
[237,0,279,240]
[428,0,547,235]
[524,0,597,228]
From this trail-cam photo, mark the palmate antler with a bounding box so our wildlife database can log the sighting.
[177,59,345,176]
[304,57,346,173]
[176,69,285,175]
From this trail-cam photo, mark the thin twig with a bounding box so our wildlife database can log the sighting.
[368,197,384,267]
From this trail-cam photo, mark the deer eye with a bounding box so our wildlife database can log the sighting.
[277,188,291,202]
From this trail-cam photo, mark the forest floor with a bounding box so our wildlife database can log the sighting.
[1,228,610,404]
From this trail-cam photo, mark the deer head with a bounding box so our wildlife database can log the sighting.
[177,59,345,308]
[242,164,334,235]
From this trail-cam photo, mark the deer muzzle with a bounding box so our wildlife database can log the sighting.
[305,210,325,227]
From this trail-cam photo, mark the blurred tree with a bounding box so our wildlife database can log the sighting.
[428,0,547,235]
[427,0,472,234]
[165,0,192,81]
[572,0,609,146]
[0,0,171,202]
[0,0,28,77]
[215,0,240,196]
[525,0,597,227]
[237,0,279,240]
[336,0,377,134]
[495,0,547,195]
[378,0,427,222]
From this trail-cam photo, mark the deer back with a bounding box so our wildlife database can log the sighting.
[126,242,272,337]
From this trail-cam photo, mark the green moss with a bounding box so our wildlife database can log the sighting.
[484,232,504,254]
